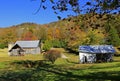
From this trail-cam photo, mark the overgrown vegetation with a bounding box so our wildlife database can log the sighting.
[43,49,61,64]
[43,40,67,51]
[0,44,6,49]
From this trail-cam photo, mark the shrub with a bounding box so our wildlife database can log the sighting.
[42,40,52,51]
[0,44,6,49]
[43,50,61,64]
[52,40,67,48]
[42,40,67,51]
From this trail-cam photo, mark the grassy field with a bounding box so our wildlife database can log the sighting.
[0,48,120,81]
[0,48,43,62]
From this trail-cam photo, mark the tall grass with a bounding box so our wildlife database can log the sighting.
[0,48,8,57]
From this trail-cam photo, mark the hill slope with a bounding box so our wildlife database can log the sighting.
[0,14,120,50]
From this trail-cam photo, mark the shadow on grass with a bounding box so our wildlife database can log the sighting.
[65,48,79,55]
[0,60,120,81]
[65,59,79,64]
[11,60,48,68]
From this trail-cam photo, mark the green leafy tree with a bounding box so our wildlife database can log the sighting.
[104,14,120,46]
[52,40,66,48]
[82,28,105,45]
[107,26,120,46]
[42,40,53,51]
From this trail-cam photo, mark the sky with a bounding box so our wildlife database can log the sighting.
[0,0,77,27]
[1,0,118,28]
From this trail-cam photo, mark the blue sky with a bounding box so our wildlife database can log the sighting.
[0,0,80,27]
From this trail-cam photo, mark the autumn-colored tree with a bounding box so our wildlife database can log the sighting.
[0,27,17,47]
[67,25,86,50]
[35,26,48,41]
[21,31,37,40]
[47,27,54,40]
[47,27,59,40]
[83,28,105,45]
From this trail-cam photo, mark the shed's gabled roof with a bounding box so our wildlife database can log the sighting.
[9,44,24,52]
[79,45,116,53]
[15,40,40,48]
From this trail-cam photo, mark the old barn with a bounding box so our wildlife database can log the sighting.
[8,44,24,56]
[78,45,116,63]
[8,40,40,56]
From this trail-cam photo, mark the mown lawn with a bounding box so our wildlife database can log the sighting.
[0,48,120,81]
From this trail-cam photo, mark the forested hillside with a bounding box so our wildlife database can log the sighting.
[0,14,120,51]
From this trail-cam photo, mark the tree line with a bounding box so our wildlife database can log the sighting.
[0,14,120,52]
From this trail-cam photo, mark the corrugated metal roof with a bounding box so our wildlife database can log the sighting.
[79,45,116,53]
[15,40,40,48]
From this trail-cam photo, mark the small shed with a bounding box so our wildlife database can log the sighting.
[78,45,116,63]
[15,40,40,54]
[9,44,24,56]
[8,40,41,55]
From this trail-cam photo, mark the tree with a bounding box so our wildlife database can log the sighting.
[33,0,120,32]
[83,28,105,45]
[107,26,120,46]
[34,0,120,15]
[21,31,37,40]
[103,14,120,46]
[42,40,53,51]
[35,26,48,41]
[0,28,17,47]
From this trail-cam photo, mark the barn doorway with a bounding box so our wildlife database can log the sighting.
[84,56,87,63]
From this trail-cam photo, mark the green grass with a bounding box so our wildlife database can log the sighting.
[0,48,120,81]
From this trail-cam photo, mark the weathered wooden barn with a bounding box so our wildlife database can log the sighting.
[8,40,40,56]
[8,44,24,56]
[78,45,116,63]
